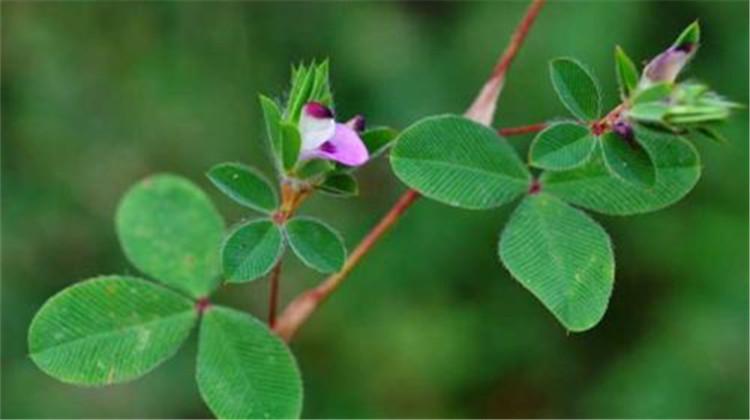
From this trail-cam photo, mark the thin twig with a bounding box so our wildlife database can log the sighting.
[273,0,546,342]
[465,0,546,125]
[267,262,283,327]
[273,189,420,341]
[499,122,547,137]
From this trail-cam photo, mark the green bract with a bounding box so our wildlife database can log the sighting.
[285,217,346,273]
[319,173,359,197]
[197,307,303,420]
[280,123,302,171]
[259,95,284,167]
[549,58,601,121]
[361,126,399,159]
[499,194,614,331]
[390,114,530,209]
[116,174,224,298]
[615,46,639,99]
[208,163,278,213]
[28,276,197,386]
[529,122,597,170]
[222,219,284,283]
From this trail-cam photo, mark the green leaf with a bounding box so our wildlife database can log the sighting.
[499,194,614,331]
[542,125,701,215]
[116,174,224,298]
[197,306,303,420]
[528,122,597,170]
[632,82,672,105]
[691,126,728,144]
[361,126,398,159]
[390,114,530,209]
[259,95,284,165]
[207,163,278,214]
[318,173,358,197]
[286,64,316,123]
[615,46,639,98]
[280,123,302,171]
[285,217,346,273]
[628,102,669,122]
[222,219,284,283]
[28,276,196,386]
[309,59,333,106]
[549,58,601,120]
[296,159,335,180]
[600,132,656,186]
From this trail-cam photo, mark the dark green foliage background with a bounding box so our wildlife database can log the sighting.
[2,1,747,418]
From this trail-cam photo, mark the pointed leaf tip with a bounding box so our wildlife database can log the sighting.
[674,21,700,48]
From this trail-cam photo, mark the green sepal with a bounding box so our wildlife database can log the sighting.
[674,21,700,49]
[280,123,302,171]
[632,82,672,105]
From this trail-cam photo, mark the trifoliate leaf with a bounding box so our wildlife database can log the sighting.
[542,126,700,215]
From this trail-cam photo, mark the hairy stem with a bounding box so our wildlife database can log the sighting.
[273,0,546,342]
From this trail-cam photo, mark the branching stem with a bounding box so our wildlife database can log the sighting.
[272,0,546,342]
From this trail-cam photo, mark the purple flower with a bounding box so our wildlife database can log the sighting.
[298,102,369,166]
[640,23,700,86]
[641,45,695,86]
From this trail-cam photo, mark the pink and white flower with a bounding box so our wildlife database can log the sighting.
[298,102,369,166]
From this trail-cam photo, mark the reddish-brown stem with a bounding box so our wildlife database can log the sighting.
[465,0,546,125]
[499,122,547,137]
[273,0,546,342]
[267,262,283,327]
[273,189,420,341]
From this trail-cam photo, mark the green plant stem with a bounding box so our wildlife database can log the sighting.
[273,0,546,342]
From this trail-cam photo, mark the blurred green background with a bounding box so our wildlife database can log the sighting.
[2,1,748,418]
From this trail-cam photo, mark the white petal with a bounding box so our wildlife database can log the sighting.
[299,105,335,151]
